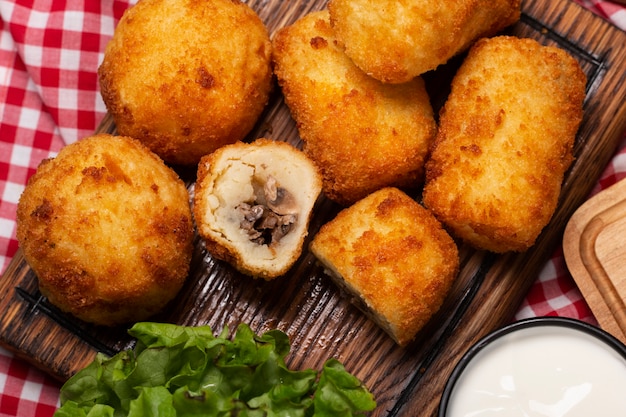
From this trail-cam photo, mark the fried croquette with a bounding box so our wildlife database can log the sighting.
[422,36,586,253]
[99,0,273,166]
[194,138,322,280]
[310,187,459,346]
[16,134,194,326]
[328,0,521,83]
[272,10,437,206]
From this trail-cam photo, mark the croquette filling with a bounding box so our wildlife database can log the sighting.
[236,175,298,246]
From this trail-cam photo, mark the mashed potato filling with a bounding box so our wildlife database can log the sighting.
[208,161,299,257]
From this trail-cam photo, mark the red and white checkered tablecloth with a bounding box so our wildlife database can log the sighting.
[0,0,624,415]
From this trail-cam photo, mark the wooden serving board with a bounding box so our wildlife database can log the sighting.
[564,178,626,345]
[2,0,626,416]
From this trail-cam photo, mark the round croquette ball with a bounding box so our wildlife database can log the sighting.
[98,0,273,165]
[16,134,194,326]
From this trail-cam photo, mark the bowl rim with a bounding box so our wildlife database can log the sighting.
[438,316,626,417]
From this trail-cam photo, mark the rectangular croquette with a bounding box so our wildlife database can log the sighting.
[310,187,459,346]
[271,10,436,206]
[423,36,586,253]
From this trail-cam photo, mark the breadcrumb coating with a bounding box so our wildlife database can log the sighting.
[328,0,520,83]
[423,36,586,253]
[99,0,273,165]
[272,10,436,205]
[16,134,193,326]
[310,187,459,346]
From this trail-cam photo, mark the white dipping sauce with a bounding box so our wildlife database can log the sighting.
[446,324,626,417]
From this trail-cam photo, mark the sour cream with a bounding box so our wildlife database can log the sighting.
[440,318,626,417]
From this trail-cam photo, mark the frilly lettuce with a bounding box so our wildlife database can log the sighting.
[54,322,376,416]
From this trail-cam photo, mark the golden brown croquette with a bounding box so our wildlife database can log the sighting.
[16,134,194,326]
[422,36,586,253]
[99,0,273,165]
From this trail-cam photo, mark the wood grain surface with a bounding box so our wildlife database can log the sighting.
[2,0,626,416]
[564,178,626,345]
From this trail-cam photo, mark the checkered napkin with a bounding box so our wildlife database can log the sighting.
[577,0,626,29]
[0,0,624,415]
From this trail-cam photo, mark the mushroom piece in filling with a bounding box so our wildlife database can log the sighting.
[237,175,299,246]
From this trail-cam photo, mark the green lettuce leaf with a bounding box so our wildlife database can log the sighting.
[55,323,375,417]
[314,359,377,416]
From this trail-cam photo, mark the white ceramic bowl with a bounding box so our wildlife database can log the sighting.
[439,317,626,417]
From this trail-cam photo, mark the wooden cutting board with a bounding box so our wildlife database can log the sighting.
[564,178,626,345]
[2,0,626,416]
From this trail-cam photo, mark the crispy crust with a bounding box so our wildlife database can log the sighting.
[16,134,194,326]
[272,10,436,205]
[99,0,272,165]
[193,138,322,280]
[423,36,586,253]
[310,187,459,346]
[328,0,521,83]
